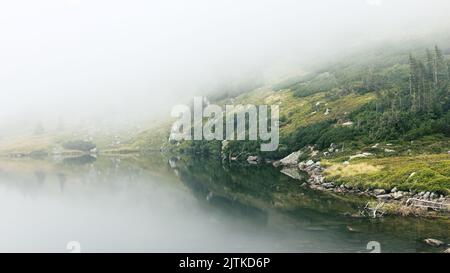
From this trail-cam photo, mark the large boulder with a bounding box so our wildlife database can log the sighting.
[280,168,303,180]
[279,150,302,166]
[62,140,96,152]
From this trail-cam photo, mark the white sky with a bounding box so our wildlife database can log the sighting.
[1,0,450,132]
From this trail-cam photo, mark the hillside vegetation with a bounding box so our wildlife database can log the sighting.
[146,43,450,194]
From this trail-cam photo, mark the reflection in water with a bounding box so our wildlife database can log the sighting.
[34,171,46,185]
[0,155,448,252]
[62,155,97,165]
[57,173,66,192]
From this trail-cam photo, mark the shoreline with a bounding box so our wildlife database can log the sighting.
[272,156,450,218]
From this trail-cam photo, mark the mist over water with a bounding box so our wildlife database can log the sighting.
[1,0,450,134]
[0,156,447,252]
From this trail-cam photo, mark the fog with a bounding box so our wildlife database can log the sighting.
[1,0,450,135]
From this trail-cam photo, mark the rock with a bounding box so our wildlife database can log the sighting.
[280,151,302,166]
[430,192,437,199]
[376,194,392,200]
[344,184,352,189]
[424,238,445,247]
[374,189,386,195]
[280,168,303,180]
[349,152,373,160]
[343,161,350,165]
[444,248,450,253]
[342,121,354,126]
[423,192,430,199]
[322,182,334,189]
[324,108,330,115]
[392,192,403,200]
[371,143,379,148]
[418,191,425,196]
[247,156,259,164]
[309,174,324,184]
[384,148,395,153]
[328,143,336,152]
[391,187,398,193]
[305,160,315,166]
[272,161,281,168]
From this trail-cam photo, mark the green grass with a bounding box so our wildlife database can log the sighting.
[325,154,450,194]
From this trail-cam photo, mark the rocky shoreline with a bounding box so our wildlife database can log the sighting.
[271,151,450,217]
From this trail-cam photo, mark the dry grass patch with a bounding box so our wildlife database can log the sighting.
[325,162,383,177]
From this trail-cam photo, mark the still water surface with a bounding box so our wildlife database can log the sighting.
[0,155,448,252]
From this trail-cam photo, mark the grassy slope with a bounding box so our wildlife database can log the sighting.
[324,154,450,194]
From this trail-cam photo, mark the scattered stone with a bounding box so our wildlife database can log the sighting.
[424,238,445,247]
[374,189,386,195]
[305,160,315,166]
[343,161,350,165]
[376,194,392,200]
[384,148,395,153]
[349,152,373,160]
[324,108,330,115]
[392,192,403,200]
[342,121,354,126]
[322,182,334,189]
[391,187,398,193]
[328,143,337,152]
[371,143,379,148]
[247,155,259,164]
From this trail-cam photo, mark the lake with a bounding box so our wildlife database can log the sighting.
[0,154,448,252]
